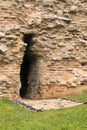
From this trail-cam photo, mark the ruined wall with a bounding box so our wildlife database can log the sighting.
[0,0,87,99]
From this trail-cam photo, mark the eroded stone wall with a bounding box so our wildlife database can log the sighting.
[0,0,87,99]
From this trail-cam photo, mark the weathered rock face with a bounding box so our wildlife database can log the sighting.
[0,0,87,99]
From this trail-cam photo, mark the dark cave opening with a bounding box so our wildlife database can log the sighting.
[20,33,35,98]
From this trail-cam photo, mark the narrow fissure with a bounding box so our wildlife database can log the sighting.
[20,33,36,98]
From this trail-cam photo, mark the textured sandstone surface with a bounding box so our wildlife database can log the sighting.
[0,0,87,99]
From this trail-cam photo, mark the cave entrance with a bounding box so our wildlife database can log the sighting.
[20,33,36,98]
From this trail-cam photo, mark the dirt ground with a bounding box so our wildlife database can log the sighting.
[19,98,82,110]
[18,86,87,110]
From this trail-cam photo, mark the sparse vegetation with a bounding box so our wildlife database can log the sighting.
[0,97,87,130]
[66,90,87,103]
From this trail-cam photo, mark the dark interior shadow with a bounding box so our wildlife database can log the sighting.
[20,33,35,98]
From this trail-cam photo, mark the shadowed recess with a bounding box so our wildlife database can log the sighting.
[20,33,36,98]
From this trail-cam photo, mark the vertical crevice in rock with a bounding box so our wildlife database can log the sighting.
[20,33,36,98]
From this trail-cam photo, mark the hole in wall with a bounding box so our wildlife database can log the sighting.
[80,62,87,66]
[20,33,36,98]
[80,82,85,85]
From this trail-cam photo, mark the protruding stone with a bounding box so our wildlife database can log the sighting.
[0,44,8,53]
[70,6,78,13]
[6,35,18,40]
[57,16,71,23]
[42,0,54,6]
[80,40,87,46]
[24,4,30,8]
[0,32,5,38]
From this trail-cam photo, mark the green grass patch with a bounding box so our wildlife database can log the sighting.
[66,90,87,103]
[0,98,87,130]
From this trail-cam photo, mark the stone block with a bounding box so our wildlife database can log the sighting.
[0,44,8,53]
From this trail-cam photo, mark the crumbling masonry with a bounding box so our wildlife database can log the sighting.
[0,0,87,99]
